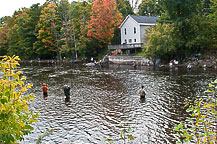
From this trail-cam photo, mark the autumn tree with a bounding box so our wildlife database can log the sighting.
[110,0,134,45]
[34,2,61,59]
[0,17,10,56]
[6,10,28,58]
[87,0,123,44]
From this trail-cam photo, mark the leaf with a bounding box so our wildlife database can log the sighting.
[198,101,202,107]
[183,139,190,143]
[186,108,193,112]
[204,137,206,143]
[178,124,183,129]
[186,118,193,122]
[205,89,212,93]
[209,84,214,87]
[127,127,132,132]
[174,134,180,137]
[120,131,124,138]
[1,98,8,104]
[126,134,134,140]
[174,127,180,132]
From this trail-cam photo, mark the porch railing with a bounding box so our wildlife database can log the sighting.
[108,43,143,50]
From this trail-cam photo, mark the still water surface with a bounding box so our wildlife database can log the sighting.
[20,63,216,144]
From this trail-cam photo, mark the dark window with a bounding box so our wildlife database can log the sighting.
[124,28,127,35]
[129,39,132,43]
[134,39,136,42]
[134,27,136,34]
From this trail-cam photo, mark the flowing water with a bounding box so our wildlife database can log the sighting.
[19,63,216,144]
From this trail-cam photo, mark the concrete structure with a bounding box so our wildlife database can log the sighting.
[108,56,152,66]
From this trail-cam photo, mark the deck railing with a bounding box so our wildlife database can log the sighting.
[108,43,143,50]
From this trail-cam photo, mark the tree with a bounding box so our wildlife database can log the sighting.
[117,0,134,18]
[70,1,92,58]
[138,0,162,16]
[87,0,123,44]
[144,23,178,62]
[143,0,215,61]
[19,3,41,59]
[0,17,10,56]
[52,0,73,57]
[209,0,217,51]
[34,2,61,59]
[6,10,28,58]
[0,56,38,143]
[111,0,134,45]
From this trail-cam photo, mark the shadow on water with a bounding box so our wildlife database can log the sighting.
[19,63,217,144]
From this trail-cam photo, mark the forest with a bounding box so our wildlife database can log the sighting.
[0,0,216,62]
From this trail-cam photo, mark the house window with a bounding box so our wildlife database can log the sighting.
[124,28,127,35]
[129,39,132,43]
[134,39,136,42]
[134,27,136,34]
[124,39,127,44]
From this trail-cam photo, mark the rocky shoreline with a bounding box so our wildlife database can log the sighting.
[19,55,217,70]
[108,55,217,69]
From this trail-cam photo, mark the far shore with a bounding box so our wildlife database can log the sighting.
[19,55,217,69]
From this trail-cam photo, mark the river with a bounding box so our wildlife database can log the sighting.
[20,63,216,144]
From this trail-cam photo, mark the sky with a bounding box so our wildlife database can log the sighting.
[0,0,141,18]
[0,0,74,18]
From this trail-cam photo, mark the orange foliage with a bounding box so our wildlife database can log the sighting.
[87,0,123,44]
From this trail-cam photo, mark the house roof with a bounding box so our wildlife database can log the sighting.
[129,15,158,23]
[119,15,158,28]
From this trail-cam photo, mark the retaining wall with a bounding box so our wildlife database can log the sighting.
[108,56,152,66]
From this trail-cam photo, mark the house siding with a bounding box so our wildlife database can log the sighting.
[140,25,149,43]
[120,17,140,44]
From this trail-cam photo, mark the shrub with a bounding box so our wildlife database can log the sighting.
[174,79,217,143]
[0,56,38,143]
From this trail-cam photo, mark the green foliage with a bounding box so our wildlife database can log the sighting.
[117,0,134,18]
[142,0,217,61]
[70,1,93,58]
[111,0,134,45]
[36,128,55,144]
[138,0,162,16]
[0,56,39,143]
[159,0,201,23]
[144,23,178,61]
[104,122,134,144]
[173,79,217,144]
[144,13,214,61]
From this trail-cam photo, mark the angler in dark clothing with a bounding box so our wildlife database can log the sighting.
[138,85,146,99]
[64,85,71,98]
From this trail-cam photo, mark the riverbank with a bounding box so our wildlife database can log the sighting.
[19,55,217,70]
[108,55,217,69]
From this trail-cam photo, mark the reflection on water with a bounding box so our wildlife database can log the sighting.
[20,63,216,144]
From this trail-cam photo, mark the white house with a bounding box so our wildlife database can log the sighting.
[119,15,158,44]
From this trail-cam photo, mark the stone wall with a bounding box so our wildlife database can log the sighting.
[108,56,152,66]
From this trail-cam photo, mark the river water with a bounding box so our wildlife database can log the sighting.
[20,63,216,144]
